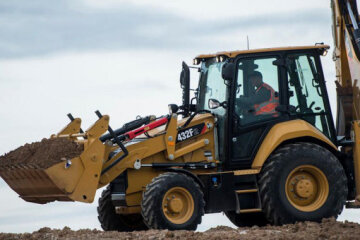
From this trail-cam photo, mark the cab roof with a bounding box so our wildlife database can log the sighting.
[194,44,330,60]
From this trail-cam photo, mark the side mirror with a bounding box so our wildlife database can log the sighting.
[180,61,190,116]
[208,99,227,109]
[168,104,179,114]
[222,62,235,81]
[180,61,190,87]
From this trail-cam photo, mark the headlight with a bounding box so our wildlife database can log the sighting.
[168,104,179,114]
[216,55,226,62]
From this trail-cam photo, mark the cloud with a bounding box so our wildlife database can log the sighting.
[0,0,329,58]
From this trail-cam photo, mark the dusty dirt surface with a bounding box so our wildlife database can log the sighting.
[1,218,359,240]
[0,138,83,169]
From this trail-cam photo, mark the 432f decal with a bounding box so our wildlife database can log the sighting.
[176,123,205,142]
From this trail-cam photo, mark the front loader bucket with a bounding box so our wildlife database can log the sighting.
[0,163,74,204]
[0,115,110,204]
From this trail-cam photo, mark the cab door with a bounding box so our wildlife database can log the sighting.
[227,55,287,169]
[285,52,336,142]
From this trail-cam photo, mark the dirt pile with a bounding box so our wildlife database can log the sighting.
[0,138,83,169]
[1,218,359,240]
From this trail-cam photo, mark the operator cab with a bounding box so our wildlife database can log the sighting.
[195,45,336,170]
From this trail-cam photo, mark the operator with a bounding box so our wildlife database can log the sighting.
[237,71,279,116]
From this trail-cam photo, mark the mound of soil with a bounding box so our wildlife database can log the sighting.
[0,138,84,169]
[0,218,359,240]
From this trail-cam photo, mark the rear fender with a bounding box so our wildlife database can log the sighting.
[251,120,338,169]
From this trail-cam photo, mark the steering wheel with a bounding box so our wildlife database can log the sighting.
[234,97,257,128]
[234,99,245,124]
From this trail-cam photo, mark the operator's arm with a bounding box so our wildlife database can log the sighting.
[252,88,271,104]
[237,88,271,105]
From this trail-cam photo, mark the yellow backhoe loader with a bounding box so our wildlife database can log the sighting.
[1,0,360,231]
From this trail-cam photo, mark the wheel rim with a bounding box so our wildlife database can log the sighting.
[285,165,329,212]
[162,187,194,224]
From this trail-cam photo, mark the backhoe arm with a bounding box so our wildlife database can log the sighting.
[332,0,360,137]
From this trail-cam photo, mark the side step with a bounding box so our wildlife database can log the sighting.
[239,208,262,213]
[236,189,258,194]
[234,174,263,214]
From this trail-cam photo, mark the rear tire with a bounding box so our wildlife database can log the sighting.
[258,142,347,225]
[97,186,148,231]
[224,211,269,227]
[141,172,204,230]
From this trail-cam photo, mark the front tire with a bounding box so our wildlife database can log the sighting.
[258,142,347,225]
[141,172,204,230]
[97,186,148,231]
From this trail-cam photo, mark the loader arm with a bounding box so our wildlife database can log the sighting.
[0,111,216,204]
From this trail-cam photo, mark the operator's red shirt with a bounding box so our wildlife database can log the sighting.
[253,83,279,116]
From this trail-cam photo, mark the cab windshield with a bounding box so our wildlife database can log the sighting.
[198,58,227,114]
[197,58,228,160]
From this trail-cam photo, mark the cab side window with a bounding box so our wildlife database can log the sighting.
[235,57,280,126]
[286,54,332,139]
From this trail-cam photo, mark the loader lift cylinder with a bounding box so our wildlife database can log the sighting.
[99,115,155,142]
[98,112,169,174]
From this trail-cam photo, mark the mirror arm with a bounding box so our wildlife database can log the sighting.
[221,101,228,109]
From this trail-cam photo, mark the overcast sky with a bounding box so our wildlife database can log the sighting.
[0,0,359,233]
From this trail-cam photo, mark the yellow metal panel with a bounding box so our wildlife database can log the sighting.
[52,118,81,138]
[195,45,329,60]
[99,135,167,186]
[165,114,178,160]
[197,170,233,175]
[251,120,337,169]
[86,115,110,139]
[174,139,206,159]
[236,189,258,194]
[47,116,110,203]
[233,169,260,175]
[115,206,141,215]
[125,168,162,206]
[352,121,360,202]
[239,208,262,213]
[45,157,84,194]
[68,139,106,202]
[125,192,142,207]
[331,0,353,89]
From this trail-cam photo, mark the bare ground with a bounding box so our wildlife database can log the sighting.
[1,218,360,240]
